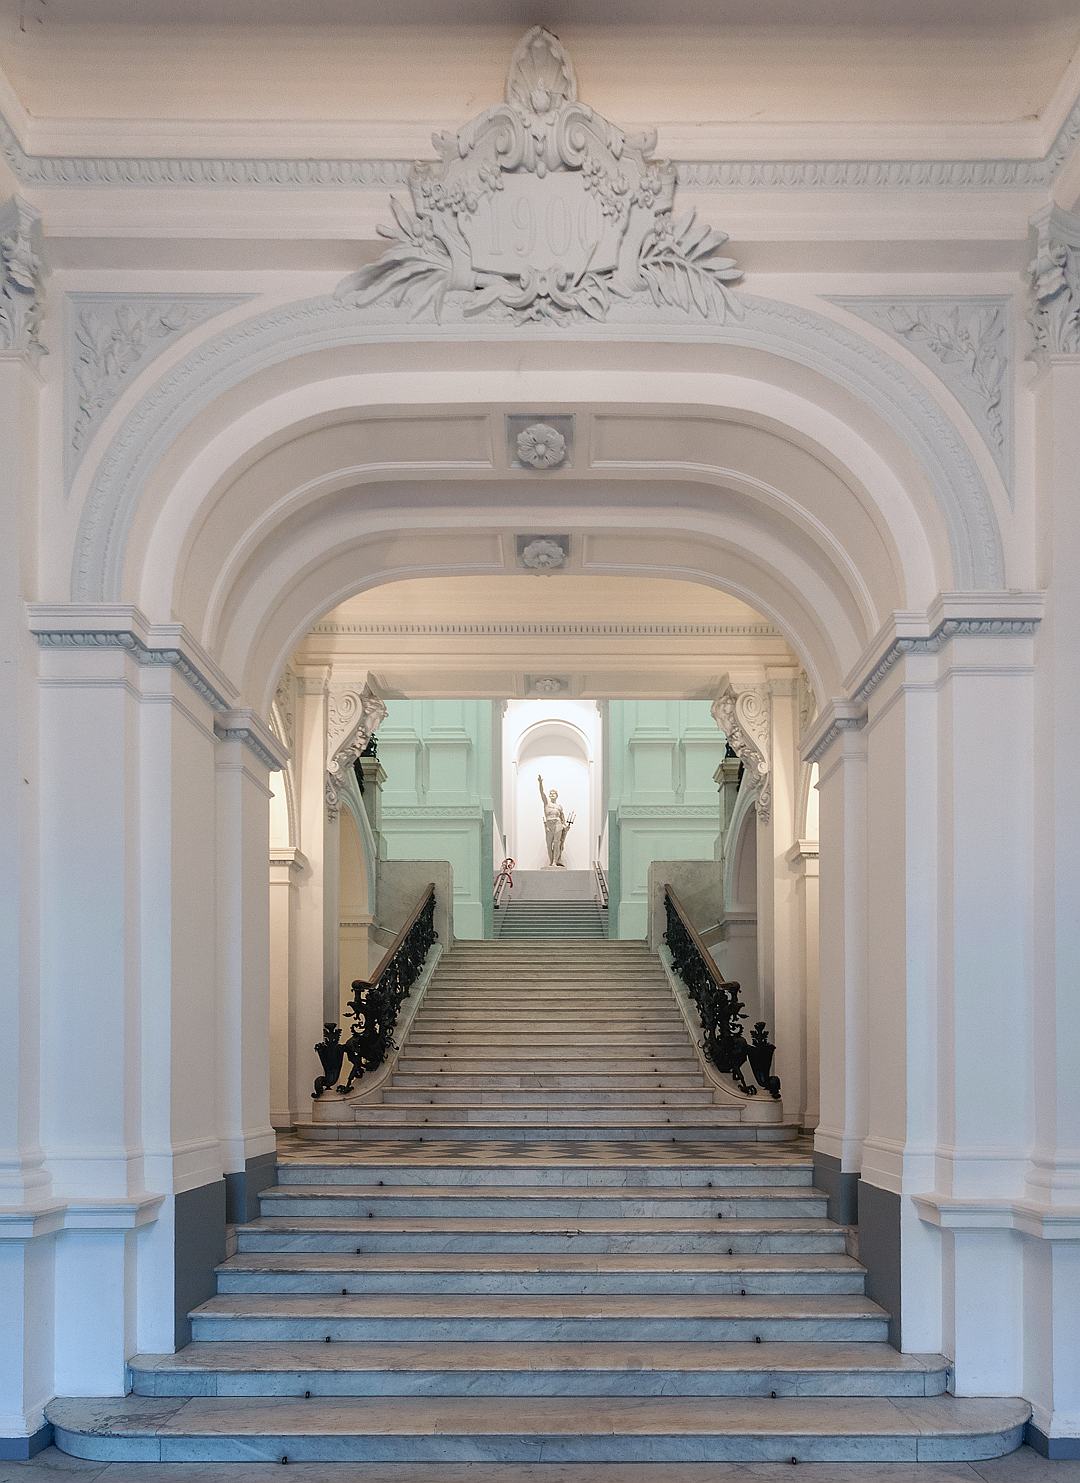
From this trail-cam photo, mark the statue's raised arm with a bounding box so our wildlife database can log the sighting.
[537,773,547,804]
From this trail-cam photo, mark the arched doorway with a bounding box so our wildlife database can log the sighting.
[31,280,1034,1420]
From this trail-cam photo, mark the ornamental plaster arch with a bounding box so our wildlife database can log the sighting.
[67,291,1010,626]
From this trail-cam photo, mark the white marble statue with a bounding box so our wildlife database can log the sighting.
[538,774,574,867]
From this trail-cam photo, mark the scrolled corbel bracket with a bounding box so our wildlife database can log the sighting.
[325,681,388,821]
[712,677,772,825]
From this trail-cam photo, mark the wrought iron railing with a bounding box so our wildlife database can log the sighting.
[493,857,515,911]
[313,883,438,1097]
[593,859,609,908]
[663,884,781,1100]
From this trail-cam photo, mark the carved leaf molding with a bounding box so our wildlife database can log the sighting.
[67,295,245,472]
[832,295,1011,484]
[336,27,742,327]
[1029,219,1080,360]
[0,195,46,364]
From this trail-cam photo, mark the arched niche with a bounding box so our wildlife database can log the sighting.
[511,716,595,872]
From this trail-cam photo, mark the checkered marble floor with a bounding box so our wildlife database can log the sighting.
[276,1133,814,1165]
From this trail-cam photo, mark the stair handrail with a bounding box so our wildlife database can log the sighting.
[592,859,609,908]
[662,884,781,1100]
[313,883,438,1098]
[493,856,515,910]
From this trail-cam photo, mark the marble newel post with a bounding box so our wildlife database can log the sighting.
[0,196,50,1448]
[1024,204,1080,1451]
[713,671,806,1122]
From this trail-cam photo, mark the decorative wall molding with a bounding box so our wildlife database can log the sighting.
[65,292,248,482]
[325,681,388,819]
[335,28,742,326]
[831,295,1012,490]
[71,290,1006,605]
[3,91,1080,194]
[382,804,484,820]
[617,803,719,820]
[313,619,779,638]
[801,701,868,766]
[712,677,772,825]
[528,676,568,695]
[0,194,46,365]
[1028,205,1080,364]
[214,708,289,772]
[24,604,289,773]
[844,593,1044,705]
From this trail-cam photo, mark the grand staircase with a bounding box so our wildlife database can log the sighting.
[48,938,1029,1465]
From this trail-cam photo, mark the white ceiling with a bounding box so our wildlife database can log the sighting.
[2,1,1077,129]
[299,576,795,700]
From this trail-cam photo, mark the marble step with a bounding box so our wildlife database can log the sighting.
[214,1250,866,1295]
[275,1161,815,1188]
[395,1052,702,1069]
[344,1107,745,1127]
[235,1215,849,1254]
[129,1339,946,1399]
[403,1038,691,1049]
[404,1009,679,1022]
[188,1291,891,1343]
[388,1072,710,1090]
[380,1088,717,1107]
[257,1184,829,1219]
[324,1123,792,1143]
[46,1394,1031,1464]
[391,1063,705,1079]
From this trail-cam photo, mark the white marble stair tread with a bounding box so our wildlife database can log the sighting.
[219,1252,861,1275]
[193,1292,883,1317]
[128,1339,947,1397]
[343,1109,749,1125]
[260,1182,824,1202]
[46,1394,1032,1463]
[275,1161,814,1184]
[131,1339,941,1375]
[238,1215,841,1232]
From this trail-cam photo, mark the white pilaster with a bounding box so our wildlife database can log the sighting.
[0,195,50,1438]
[292,668,336,1123]
[269,848,306,1129]
[214,715,282,1182]
[806,704,868,1176]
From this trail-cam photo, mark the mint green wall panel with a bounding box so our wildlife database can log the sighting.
[377,700,495,939]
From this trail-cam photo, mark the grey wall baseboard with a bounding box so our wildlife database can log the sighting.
[0,1424,53,1459]
[857,1178,902,1347]
[1026,1423,1080,1459]
[225,1151,277,1226]
[173,1178,226,1348]
[813,1151,859,1226]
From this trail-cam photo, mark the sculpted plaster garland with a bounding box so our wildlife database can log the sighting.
[336,27,742,326]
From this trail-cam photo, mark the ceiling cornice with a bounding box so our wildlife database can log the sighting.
[2,92,1079,195]
[309,621,781,638]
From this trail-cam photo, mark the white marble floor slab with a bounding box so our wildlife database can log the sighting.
[5,1445,1079,1483]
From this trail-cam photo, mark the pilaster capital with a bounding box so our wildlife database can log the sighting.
[215,707,289,771]
[325,679,388,820]
[1028,204,1080,365]
[0,195,47,367]
[712,675,771,825]
[801,700,868,766]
